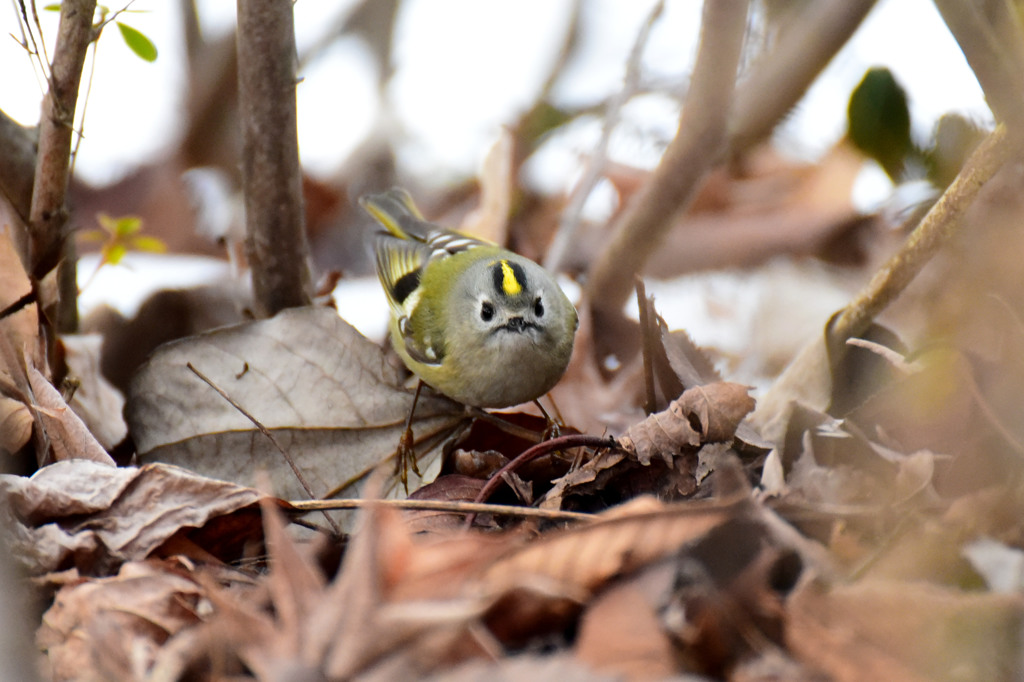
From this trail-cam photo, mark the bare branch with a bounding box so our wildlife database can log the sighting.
[932,0,1024,136]
[730,0,877,155]
[750,126,1014,437]
[236,0,312,316]
[585,0,750,320]
[29,0,96,335]
[830,126,1011,344]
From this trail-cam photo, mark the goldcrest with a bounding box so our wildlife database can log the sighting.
[361,188,578,408]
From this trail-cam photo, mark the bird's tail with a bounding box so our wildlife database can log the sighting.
[359,188,430,242]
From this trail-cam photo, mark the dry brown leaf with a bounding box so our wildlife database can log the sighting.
[0,227,42,380]
[127,306,465,501]
[27,363,114,465]
[539,448,630,510]
[62,334,127,450]
[460,126,514,244]
[620,400,701,467]
[37,559,206,682]
[574,580,678,680]
[0,393,32,454]
[679,381,757,443]
[190,501,501,679]
[1,460,262,574]
[619,382,754,466]
[786,579,1024,682]
[660,324,722,390]
[259,494,326,646]
[480,496,744,599]
[405,475,488,534]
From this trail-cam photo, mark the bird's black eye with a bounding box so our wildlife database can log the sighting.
[480,301,495,322]
[534,296,544,317]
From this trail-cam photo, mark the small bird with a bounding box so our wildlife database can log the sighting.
[361,188,578,410]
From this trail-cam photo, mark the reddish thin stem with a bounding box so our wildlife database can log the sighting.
[464,434,619,529]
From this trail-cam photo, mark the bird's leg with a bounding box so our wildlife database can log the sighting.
[397,380,425,491]
[533,398,562,441]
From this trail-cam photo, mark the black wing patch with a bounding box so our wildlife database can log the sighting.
[392,269,421,305]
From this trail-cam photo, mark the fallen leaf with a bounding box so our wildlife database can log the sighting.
[480,495,744,599]
[574,580,678,680]
[0,226,42,376]
[679,381,757,442]
[0,393,32,454]
[27,363,114,465]
[405,475,487,533]
[786,579,1024,682]
[1,460,263,574]
[61,334,127,450]
[619,382,754,466]
[127,306,465,501]
[38,559,206,682]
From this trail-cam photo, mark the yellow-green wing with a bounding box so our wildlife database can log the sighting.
[374,234,426,318]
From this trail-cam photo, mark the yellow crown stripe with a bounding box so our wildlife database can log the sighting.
[500,259,523,296]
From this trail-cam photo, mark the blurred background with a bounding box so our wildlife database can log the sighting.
[0,0,996,390]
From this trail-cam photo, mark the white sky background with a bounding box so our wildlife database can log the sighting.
[0,0,995,358]
[1,0,990,190]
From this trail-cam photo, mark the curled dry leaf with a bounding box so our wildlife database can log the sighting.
[62,334,128,450]
[27,363,114,465]
[620,400,700,467]
[127,306,465,501]
[37,559,206,682]
[1,460,263,575]
[619,381,755,465]
[480,495,745,599]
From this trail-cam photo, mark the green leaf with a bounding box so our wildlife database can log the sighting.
[44,4,62,10]
[116,22,158,62]
[96,212,117,234]
[112,215,143,237]
[847,67,912,182]
[104,242,128,266]
[131,235,167,253]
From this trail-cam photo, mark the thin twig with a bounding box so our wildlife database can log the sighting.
[465,434,620,529]
[289,497,595,523]
[30,0,52,69]
[186,362,341,535]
